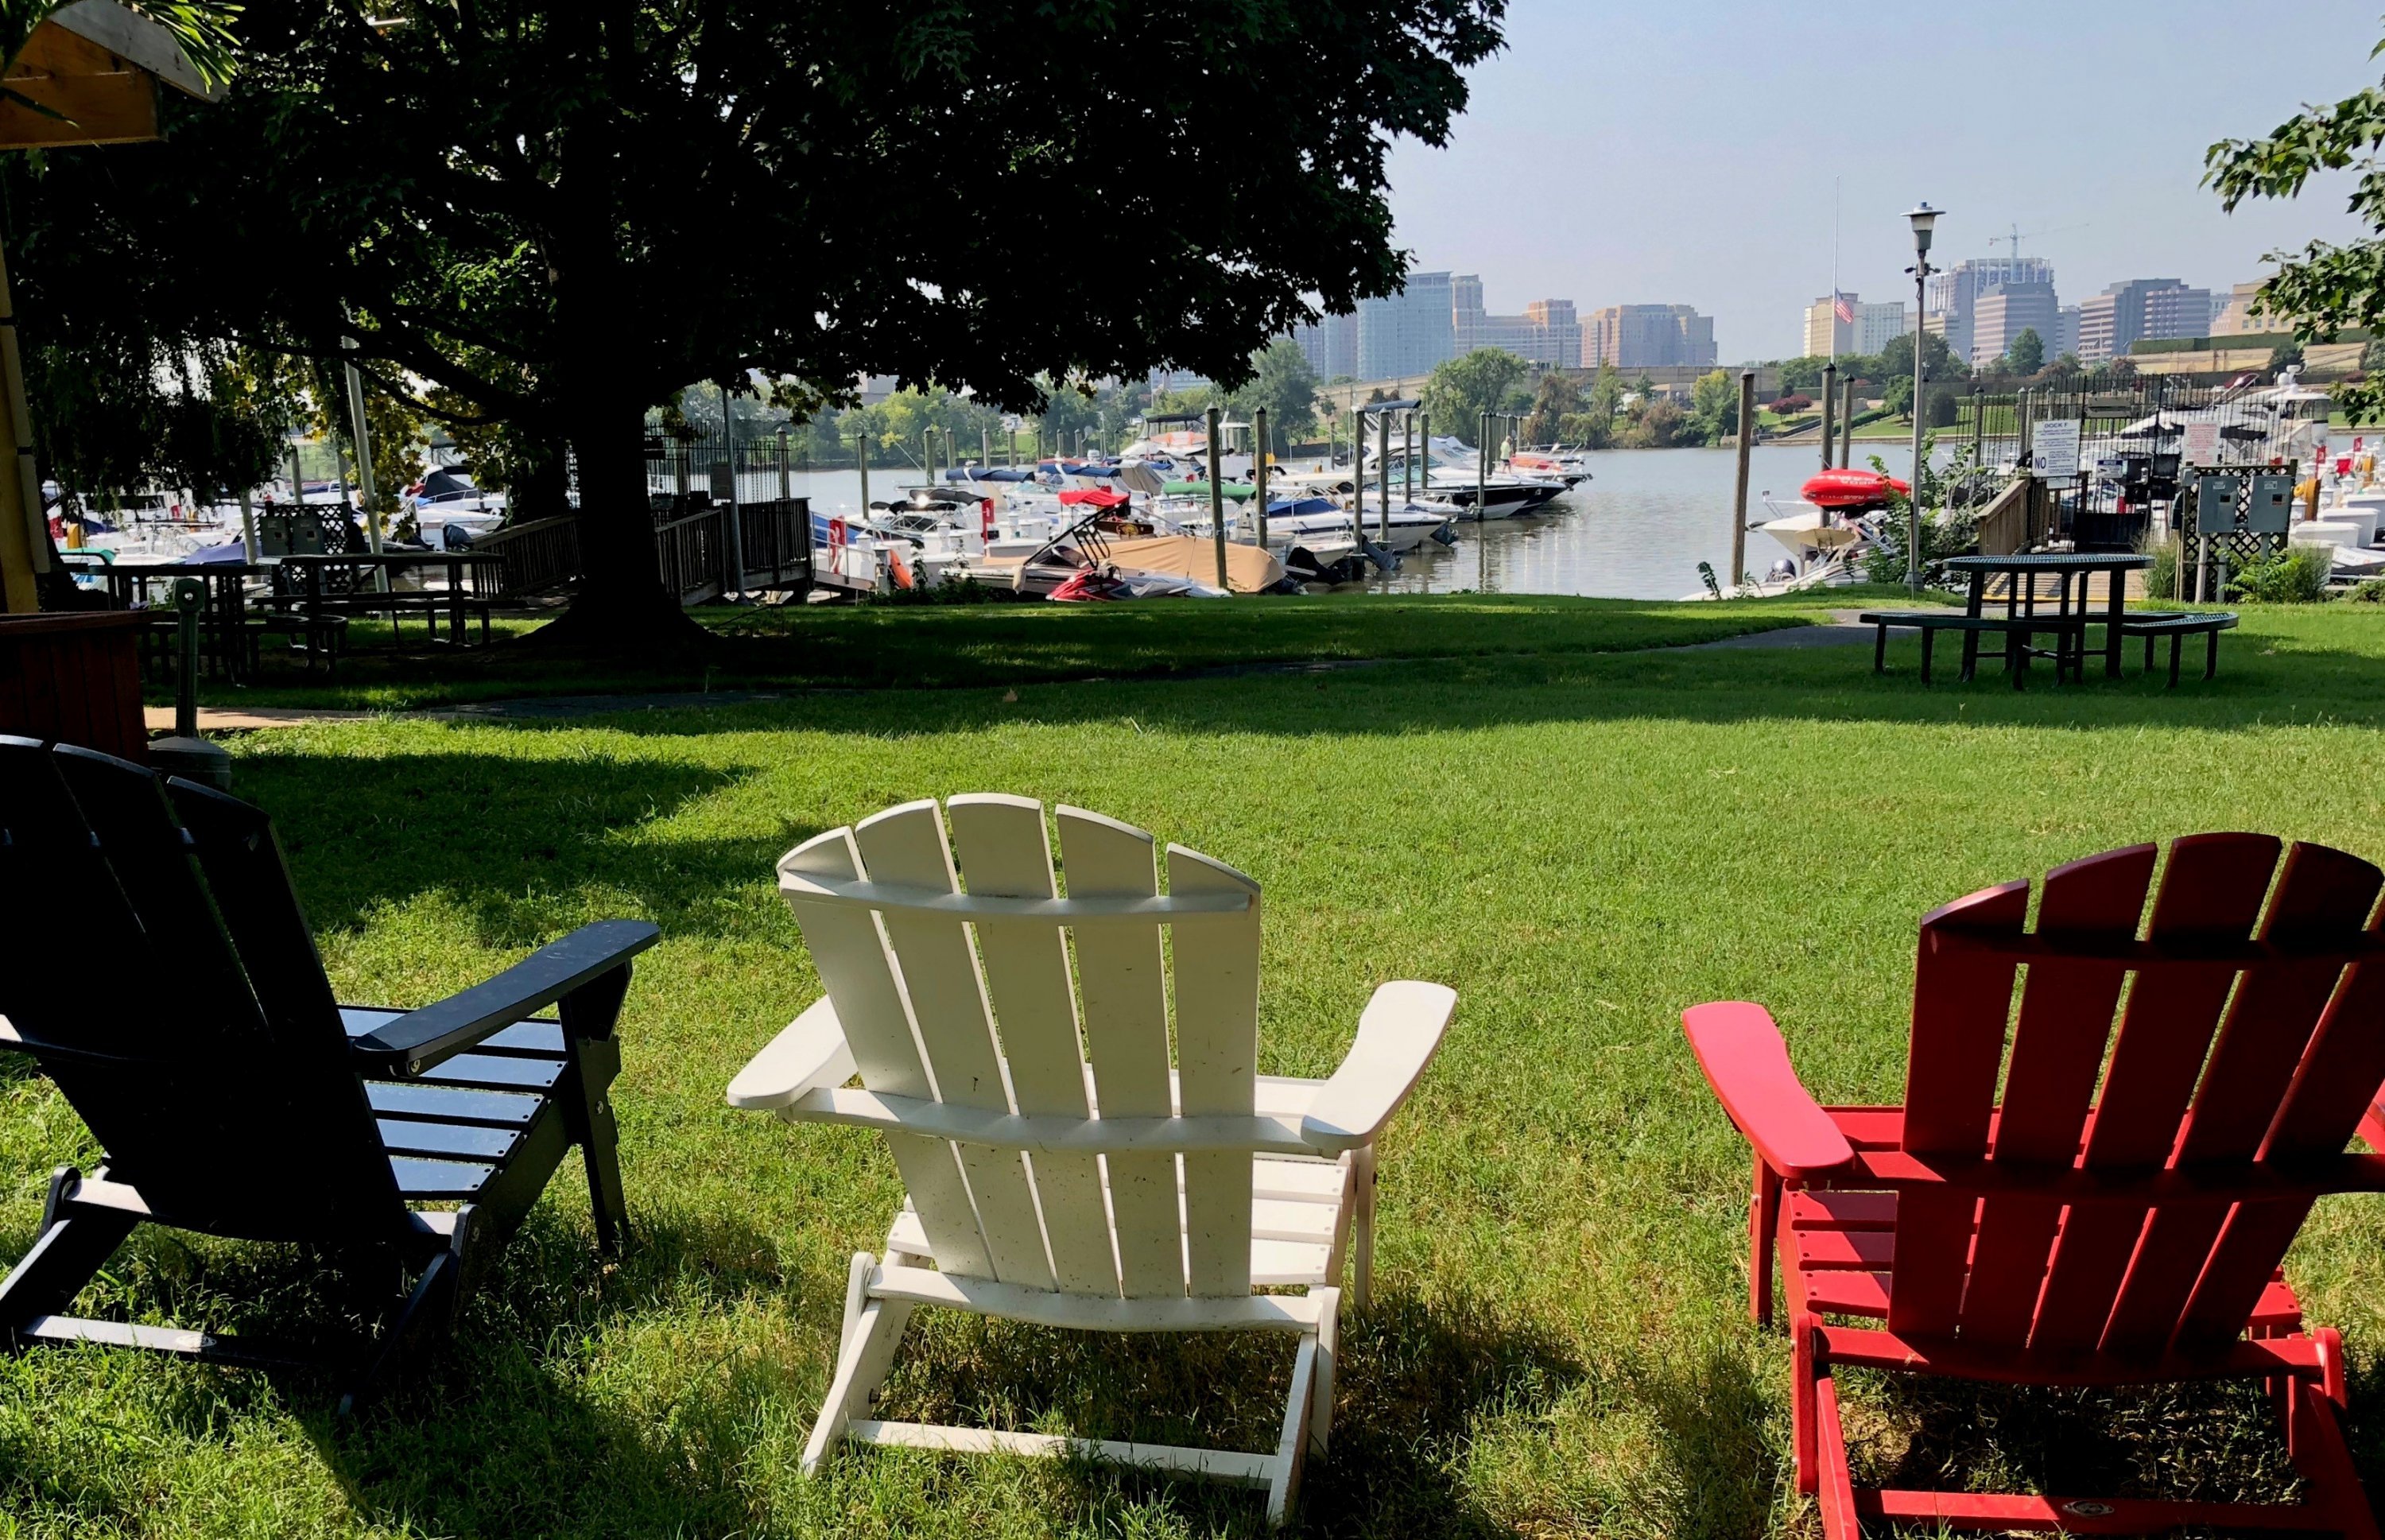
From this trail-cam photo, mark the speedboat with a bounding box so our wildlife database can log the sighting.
[405,467,507,550]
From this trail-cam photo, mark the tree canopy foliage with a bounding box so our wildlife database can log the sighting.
[1420,348,1530,444]
[2207,42,2385,417]
[9,0,1503,636]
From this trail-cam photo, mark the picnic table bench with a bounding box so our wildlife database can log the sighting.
[1857,610,2089,688]
[2119,611,2238,686]
[271,552,499,647]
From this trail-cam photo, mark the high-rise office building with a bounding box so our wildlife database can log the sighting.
[2210,281,2270,336]
[1802,295,1909,358]
[2076,278,2213,361]
[1356,270,1456,379]
[1452,277,1583,367]
[1586,305,1716,368]
[1971,281,2060,366]
[1292,311,1359,380]
[1927,257,2057,363]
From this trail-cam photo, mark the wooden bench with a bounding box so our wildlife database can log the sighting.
[2118,611,2237,686]
[1857,610,2088,689]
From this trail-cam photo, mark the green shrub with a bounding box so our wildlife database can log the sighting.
[2225,545,2333,603]
[2346,576,2385,603]
[864,572,1010,606]
[2141,536,2178,599]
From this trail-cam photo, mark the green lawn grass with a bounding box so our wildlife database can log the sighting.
[180,592,1831,712]
[18,600,2385,1537]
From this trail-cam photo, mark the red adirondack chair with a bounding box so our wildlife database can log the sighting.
[1686,834,2385,1538]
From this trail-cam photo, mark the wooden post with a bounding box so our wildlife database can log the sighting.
[1477,409,1489,591]
[238,487,257,563]
[1840,374,1856,468]
[1818,363,1837,473]
[1732,371,1755,592]
[980,425,990,469]
[1254,406,1269,546]
[777,427,792,502]
[1378,409,1390,541]
[1352,404,1365,548]
[857,430,870,519]
[1207,405,1227,592]
[0,240,45,612]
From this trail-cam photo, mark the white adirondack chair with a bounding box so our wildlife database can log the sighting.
[726,796,1455,1523]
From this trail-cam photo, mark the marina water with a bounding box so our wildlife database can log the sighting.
[793,443,1881,600]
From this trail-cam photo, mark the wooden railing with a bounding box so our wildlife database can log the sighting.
[473,515,581,597]
[1972,477,2035,557]
[466,496,814,607]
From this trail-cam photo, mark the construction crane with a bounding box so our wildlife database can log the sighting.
[1988,222,2088,261]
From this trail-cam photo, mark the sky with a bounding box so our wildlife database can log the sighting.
[1384,0,2383,362]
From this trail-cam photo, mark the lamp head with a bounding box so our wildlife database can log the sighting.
[1906,202,1941,255]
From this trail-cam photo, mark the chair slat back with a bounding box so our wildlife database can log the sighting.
[780,799,1266,1301]
[0,739,405,1241]
[1886,835,2385,1362]
[1056,806,1186,1299]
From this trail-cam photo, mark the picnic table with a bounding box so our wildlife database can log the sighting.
[272,551,501,646]
[1942,552,2152,681]
[71,559,266,681]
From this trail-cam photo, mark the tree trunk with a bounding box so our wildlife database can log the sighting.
[532,396,706,650]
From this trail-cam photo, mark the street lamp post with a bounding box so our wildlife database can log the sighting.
[1904,202,1942,595]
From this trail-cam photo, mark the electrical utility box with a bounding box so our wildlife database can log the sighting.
[2246,473,2297,533]
[2191,474,2244,534]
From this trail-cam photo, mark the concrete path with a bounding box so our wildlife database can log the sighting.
[1676,612,1874,650]
[145,704,381,731]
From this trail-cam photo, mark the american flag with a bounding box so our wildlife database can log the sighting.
[1832,292,1856,325]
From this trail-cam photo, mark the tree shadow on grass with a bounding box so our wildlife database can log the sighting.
[224,748,816,948]
[429,623,2385,744]
[1837,1367,2306,1517]
[846,1285,1587,1538]
[0,1204,810,1538]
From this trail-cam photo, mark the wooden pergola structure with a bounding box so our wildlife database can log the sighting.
[0,1,216,613]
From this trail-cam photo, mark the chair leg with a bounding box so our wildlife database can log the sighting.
[2170,634,2183,689]
[1751,1158,1781,1327]
[0,1168,138,1346]
[2207,628,2220,681]
[1266,1309,1327,1528]
[558,966,635,1256]
[1919,626,1934,683]
[1348,1143,1376,1313]
[339,1206,475,1415]
[1306,1285,1341,1457]
[2144,633,2154,672]
[1793,1312,1822,1495]
[802,1253,912,1476]
[1872,624,1887,674]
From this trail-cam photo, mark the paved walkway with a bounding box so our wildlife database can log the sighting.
[1677,611,1874,650]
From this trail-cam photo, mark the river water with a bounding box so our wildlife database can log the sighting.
[785,442,1910,601]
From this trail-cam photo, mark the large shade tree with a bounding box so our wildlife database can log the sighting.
[10,0,1505,641]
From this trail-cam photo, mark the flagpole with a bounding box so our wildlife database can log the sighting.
[1830,176,1840,366]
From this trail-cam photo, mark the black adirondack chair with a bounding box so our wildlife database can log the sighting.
[0,737,660,1409]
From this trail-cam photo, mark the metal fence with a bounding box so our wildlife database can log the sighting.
[1945,379,2325,552]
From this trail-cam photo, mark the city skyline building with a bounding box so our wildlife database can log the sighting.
[1586,304,1716,368]
[1356,269,1456,378]
[2076,277,2212,360]
[1970,281,2060,367]
[1801,294,1910,358]
[1927,256,2057,363]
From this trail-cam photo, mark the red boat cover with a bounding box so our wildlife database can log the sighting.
[1059,487,1130,508]
[1801,468,1910,509]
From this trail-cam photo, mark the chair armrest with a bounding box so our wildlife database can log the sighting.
[725,996,857,1111]
[1681,1001,1852,1180]
[1299,980,1456,1154]
[351,920,661,1077]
